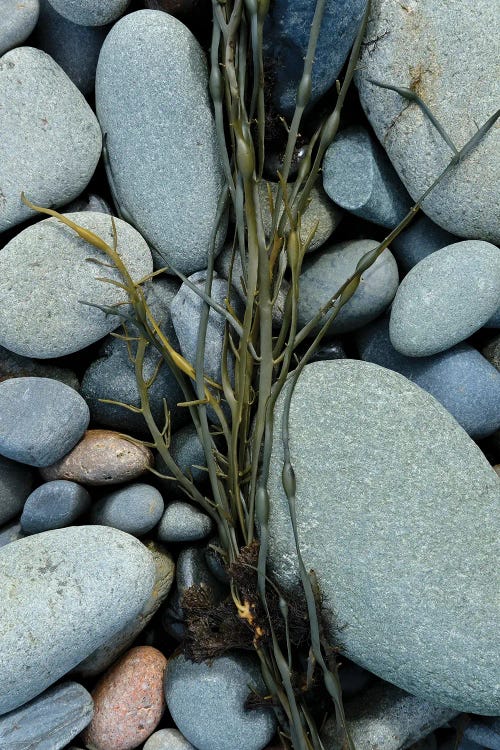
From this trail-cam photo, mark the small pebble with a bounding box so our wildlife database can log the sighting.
[64,192,112,214]
[161,423,207,486]
[82,646,167,750]
[0,454,33,526]
[91,483,164,536]
[176,546,227,604]
[158,501,212,543]
[0,0,39,56]
[144,728,196,749]
[21,480,91,534]
[46,0,130,26]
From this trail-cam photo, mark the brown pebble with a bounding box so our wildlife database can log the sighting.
[82,646,167,750]
[40,430,153,485]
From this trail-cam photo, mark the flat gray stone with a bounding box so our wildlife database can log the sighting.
[47,0,129,26]
[0,212,153,358]
[21,480,91,534]
[0,455,33,526]
[391,215,458,273]
[323,126,412,228]
[0,681,93,749]
[91,483,164,536]
[266,359,500,713]
[356,0,500,243]
[0,377,89,467]
[0,525,155,715]
[389,240,500,357]
[158,501,212,543]
[297,239,399,335]
[165,653,277,750]
[144,729,195,750]
[0,0,39,55]
[0,47,101,232]
[96,10,226,274]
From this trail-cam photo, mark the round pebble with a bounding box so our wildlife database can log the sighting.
[0,0,39,56]
[91,483,164,536]
[20,480,91,534]
[47,0,130,26]
[158,501,212,543]
[144,729,196,750]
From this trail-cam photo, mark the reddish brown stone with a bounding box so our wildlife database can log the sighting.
[82,646,167,750]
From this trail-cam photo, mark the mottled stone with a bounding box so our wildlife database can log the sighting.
[144,728,196,750]
[356,0,500,242]
[390,241,500,357]
[47,0,129,26]
[323,126,412,228]
[0,345,79,390]
[82,646,166,750]
[297,239,399,336]
[0,525,155,715]
[266,360,500,713]
[390,215,458,273]
[40,430,153,485]
[21,480,91,534]
[91,483,164,536]
[0,47,101,232]
[165,653,277,750]
[96,10,226,274]
[0,377,89,467]
[0,455,33,526]
[0,212,153,358]
[0,681,93,749]
[0,0,39,55]
[158,501,212,543]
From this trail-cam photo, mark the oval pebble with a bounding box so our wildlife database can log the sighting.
[82,646,167,750]
[0,0,39,55]
[0,455,33,526]
[40,430,153,485]
[21,480,91,534]
[0,525,155,715]
[47,0,130,26]
[91,483,164,536]
[144,729,196,750]
[158,501,212,543]
[0,377,89,467]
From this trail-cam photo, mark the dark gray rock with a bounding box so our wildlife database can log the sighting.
[323,126,412,228]
[0,455,33,526]
[0,377,89,467]
[96,10,226,274]
[168,423,207,485]
[176,546,226,603]
[266,359,500,713]
[204,540,230,584]
[0,212,153,358]
[64,192,112,215]
[0,345,79,390]
[0,525,155,715]
[20,480,91,534]
[161,587,186,641]
[0,681,93,749]
[390,215,459,273]
[483,334,500,371]
[0,520,25,548]
[297,239,399,336]
[485,308,500,328]
[144,729,195,749]
[357,317,500,438]
[165,652,277,750]
[47,0,129,25]
[158,501,212,543]
[463,719,500,750]
[390,241,500,357]
[0,47,101,232]
[0,0,39,55]
[91,483,164,536]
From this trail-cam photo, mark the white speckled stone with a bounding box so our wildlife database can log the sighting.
[47,0,129,26]
[266,359,500,713]
[91,483,164,536]
[0,0,39,55]
[0,47,101,232]
[144,728,195,750]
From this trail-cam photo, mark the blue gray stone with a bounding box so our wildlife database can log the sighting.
[485,308,500,328]
[0,212,153,358]
[20,480,91,534]
[0,47,101,232]
[0,681,93,749]
[0,525,155,715]
[161,587,186,641]
[356,0,500,243]
[47,0,129,26]
[176,546,226,603]
[390,215,459,273]
[158,501,212,543]
[266,359,500,713]
[96,10,226,274]
[297,239,399,336]
[91,483,164,536]
[322,682,457,750]
[0,377,89,467]
[165,652,277,750]
[0,455,33,526]
[156,424,207,487]
[0,346,79,390]
[0,520,25,548]
[323,126,413,228]
[263,0,366,116]
[144,729,195,750]
[34,0,111,95]
[64,192,112,215]
[463,719,500,750]
[390,241,500,357]
[357,317,500,438]
[204,540,230,584]
[0,0,39,55]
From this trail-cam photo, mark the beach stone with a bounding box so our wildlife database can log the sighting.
[322,682,457,750]
[483,335,500,371]
[0,520,25,548]
[157,423,207,487]
[204,540,230,584]
[263,0,366,116]
[82,646,167,750]
[158,501,212,543]
[0,0,39,55]
[0,212,153,358]
[20,480,91,534]
[0,47,101,232]
[297,239,399,336]
[0,525,155,715]
[76,541,174,677]
[323,126,412,228]
[0,377,89,467]
[356,0,500,243]
[144,729,196,750]
[47,0,129,26]
[64,192,112,215]
[389,241,500,357]
[463,720,500,750]
[96,10,226,274]
[165,653,277,750]
[176,546,226,604]
[310,339,347,363]
[357,317,500,438]
[485,308,500,329]
[0,681,93,749]
[266,359,500,713]
[0,345,79,390]
[40,430,153,485]
[390,215,458,273]
[160,588,186,641]
[0,455,33,526]
[91,483,164,536]
[33,0,111,95]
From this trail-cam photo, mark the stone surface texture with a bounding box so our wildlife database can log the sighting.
[21,480,92,534]
[47,0,129,26]
[91,483,164,536]
[143,728,196,749]
[0,0,39,55]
